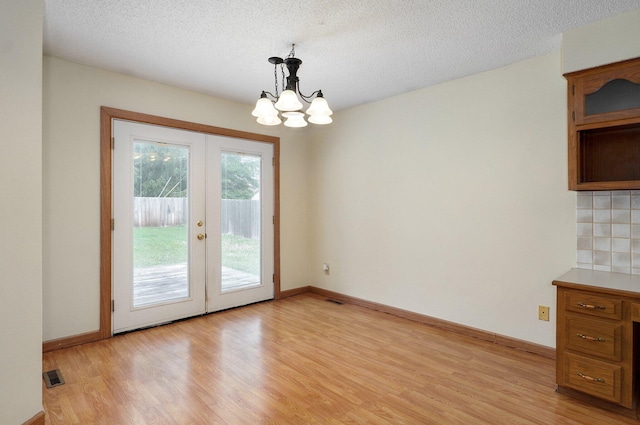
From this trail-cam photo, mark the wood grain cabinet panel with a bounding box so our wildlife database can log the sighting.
[566,57,640,190]
[564,352,622,404]
[564,292,622,320]
[631,303,640,322]
[565,315,622,361]
[569,59,640,126]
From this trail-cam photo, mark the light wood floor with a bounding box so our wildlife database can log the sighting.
[43,294,637,424]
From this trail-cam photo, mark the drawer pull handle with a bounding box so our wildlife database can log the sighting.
[576,333,605,342]
[577,302,606,310]
[577,372,605,383]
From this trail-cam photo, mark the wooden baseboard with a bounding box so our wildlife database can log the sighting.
[42,285,555,359]
[307,286,556,359]
[279,286,312,299]
[43,330,103,353]
[23,411,45,425]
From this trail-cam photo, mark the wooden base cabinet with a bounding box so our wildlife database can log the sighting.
[554,270,640,412]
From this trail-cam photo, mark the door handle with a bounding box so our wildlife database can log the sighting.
[197,233,206,240]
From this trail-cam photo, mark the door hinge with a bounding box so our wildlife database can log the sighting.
[273,274,275,283]
[111,137,115,150]
[272,216,275,224]
[111,300,115,312]
[111,218,115,230]
[571,84,575,96]
[272,157,275,166]
[572,111,575,121]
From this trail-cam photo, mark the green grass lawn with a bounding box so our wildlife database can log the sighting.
[134,226,188,267]
[220,234,260,275]
[134,226,260,275]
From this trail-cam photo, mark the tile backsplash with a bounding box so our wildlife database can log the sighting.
[577,191,640,274]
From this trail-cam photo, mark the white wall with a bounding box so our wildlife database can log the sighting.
[562,8,640,73]
[43,57,310,340]
[0,1,44,423]
[43,8,640,349]
[309,52,575,348]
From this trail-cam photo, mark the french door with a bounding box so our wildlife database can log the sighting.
[113,120,274,333]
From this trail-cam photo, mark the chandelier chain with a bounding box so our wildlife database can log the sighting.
[273,64,279,96]
[280,63,285,93]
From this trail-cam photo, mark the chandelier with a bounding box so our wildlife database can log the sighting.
[252,45,333,128]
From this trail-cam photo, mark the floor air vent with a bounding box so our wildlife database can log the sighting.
[43,369,65,388]
[326,299,344,305]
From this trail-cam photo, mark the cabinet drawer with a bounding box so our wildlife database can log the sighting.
[564,292,621,320]
[565,315,622,361]
[563,353,622,404]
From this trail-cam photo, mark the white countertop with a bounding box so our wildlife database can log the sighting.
[553,268,640,296]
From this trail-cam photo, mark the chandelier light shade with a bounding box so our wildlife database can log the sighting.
[274,89,303,112]
[251,95,278,118]
[308,113,332,125]
[306,94,333,124]
[282,111,307,128]
[253,45,332,128]
[257,115,282,126]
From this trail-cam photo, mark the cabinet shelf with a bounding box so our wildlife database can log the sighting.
[579,123,640,183]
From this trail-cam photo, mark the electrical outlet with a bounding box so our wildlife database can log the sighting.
[538,306,550,321]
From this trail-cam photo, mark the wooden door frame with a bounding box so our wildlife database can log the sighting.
[100,107,281,345]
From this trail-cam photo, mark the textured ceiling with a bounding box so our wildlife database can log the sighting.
[43,0,640,112]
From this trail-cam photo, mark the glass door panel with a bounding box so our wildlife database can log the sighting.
[220,152,262,292]
[132,141,190,307]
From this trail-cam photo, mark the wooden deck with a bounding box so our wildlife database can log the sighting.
[133,263,259,306]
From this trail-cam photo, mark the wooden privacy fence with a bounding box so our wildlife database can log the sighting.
[133,197,260,239]
[220,199,261,239]
[134,197,186,227]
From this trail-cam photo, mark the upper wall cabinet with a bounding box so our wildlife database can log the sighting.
[566,57,640,190]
